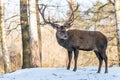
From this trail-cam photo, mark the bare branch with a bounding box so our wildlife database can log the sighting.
[5,14,19,22]
[7,24,20,35]
[98,0,114,11]
[98,3,108,10]
[108,0,115,6]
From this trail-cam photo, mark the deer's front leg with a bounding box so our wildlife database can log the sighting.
[67,50,72,70]
[73,49,79,71]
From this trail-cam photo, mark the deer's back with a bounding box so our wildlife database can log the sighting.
[66,29,107,51]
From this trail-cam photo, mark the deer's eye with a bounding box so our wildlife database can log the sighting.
[55,26,59,29]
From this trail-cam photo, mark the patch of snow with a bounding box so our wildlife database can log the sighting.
[0,66,120,80]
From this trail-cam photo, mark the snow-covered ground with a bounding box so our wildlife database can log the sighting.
[0,66,120,80]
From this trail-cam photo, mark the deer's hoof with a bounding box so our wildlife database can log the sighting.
[105,71,108,74]
[67,68,70,70]
[97,71,100,73]
[67,67,70,70]
[73,68,77,72]
[97,72,100,74]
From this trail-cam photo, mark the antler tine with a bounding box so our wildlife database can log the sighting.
[63,2,79,28]
[38,4,48,24]
[67,1,73,11]
[73,3,79,12]
[38,4,59,28]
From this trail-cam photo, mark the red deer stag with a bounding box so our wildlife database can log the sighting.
[38,3,108,73]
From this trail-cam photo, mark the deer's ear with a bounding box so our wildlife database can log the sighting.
[53,25,59,30]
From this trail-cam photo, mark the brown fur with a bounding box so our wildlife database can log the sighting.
[56,29,108,73]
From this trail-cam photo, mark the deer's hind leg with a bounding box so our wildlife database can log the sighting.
[73,49,79,71]
[94,50,103,73]
[101,50,108,73]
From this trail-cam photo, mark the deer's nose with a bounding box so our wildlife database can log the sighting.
[64,35,68,39]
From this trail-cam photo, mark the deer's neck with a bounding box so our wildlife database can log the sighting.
[56,33,68,48]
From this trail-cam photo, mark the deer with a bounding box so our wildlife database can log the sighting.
[38,2,108,73]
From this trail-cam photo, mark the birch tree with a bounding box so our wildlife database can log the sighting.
[20,0,31,68]
[115,0,120,65]
[0,0,11,73]
[29,0,42,67]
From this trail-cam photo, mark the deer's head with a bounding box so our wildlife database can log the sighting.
[38,2,79,40]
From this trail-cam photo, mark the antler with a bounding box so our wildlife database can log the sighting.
[38,4,59,28]
[63,2,79,28]
[38,2,79,29]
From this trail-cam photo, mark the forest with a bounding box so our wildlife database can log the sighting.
[0,0,120,75]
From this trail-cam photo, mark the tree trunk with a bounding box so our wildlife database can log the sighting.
[115,0,120,65]
[36,0,42,67]
[20,0,31,68]
[0,1,2,57]
[29,0,42,67]
[0,0,11,73]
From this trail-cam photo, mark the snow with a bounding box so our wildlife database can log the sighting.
[0,66,120,80]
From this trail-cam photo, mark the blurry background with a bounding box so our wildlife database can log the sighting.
[0,0,119,74]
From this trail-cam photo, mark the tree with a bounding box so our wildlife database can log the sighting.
[115,0,120,65]
[29,0,42,67]
[36,0,42,67]
[0,0,11,73]
[20,0,31,68]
